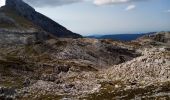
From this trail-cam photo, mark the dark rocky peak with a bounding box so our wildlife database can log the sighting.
[6,0,35,15]
[4,0,82,38]
[5,0,36,22]
[6,0,31,8]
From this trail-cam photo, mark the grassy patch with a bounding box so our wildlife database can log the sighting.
[1,7,37,29]
[24,45,39,55]
[83,81,170,100]
[0,23,16,28]
[0,53,36,74]
[0,77,24,88]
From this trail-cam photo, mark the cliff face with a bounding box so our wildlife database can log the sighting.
[0,29,47,45]
[5,0,82,38]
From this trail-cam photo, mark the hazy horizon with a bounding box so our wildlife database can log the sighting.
[0,0,170,35]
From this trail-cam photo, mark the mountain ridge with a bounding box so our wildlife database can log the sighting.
[87,32,156,41]
[2,0,82,38]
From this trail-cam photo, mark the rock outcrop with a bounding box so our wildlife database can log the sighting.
[0,29,48,45]
[0,87,16,100]
[152,32,170,43]
[136,31,170,47]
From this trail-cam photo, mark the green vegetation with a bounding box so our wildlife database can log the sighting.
[0,54,34,70]
[83,81,170,100]
[0,77,24,88]
[1,7,37,29]
[24,45,39,55]
[0,22,16,28]
[55,40,68,47]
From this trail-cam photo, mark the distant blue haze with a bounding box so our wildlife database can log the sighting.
[87,32,155,41]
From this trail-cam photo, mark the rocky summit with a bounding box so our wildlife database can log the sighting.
[0,0,170,100]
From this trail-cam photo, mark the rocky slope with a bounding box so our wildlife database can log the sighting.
[0,31,169,99]
[0,40,140,99]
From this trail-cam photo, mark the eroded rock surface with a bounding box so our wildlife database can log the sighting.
[0,32,169,99]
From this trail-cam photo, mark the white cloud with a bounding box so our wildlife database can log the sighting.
[24,0,84,7]
[93,0,146,5]
[125,5,136,11]
[0,0,5,7]
[166,10,170,13]
[0,0,151,7]
[94,0,130,5]
[24,0,148,7]
[163,10,170,13]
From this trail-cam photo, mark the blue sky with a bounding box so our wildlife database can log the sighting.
[1,0,170,35]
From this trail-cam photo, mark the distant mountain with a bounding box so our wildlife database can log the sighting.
[0,0,82,38]
[87,32,155,41]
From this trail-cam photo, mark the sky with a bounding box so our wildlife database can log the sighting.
[0,0,170,36]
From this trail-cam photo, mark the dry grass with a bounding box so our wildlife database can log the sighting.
[1,7,38,29]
